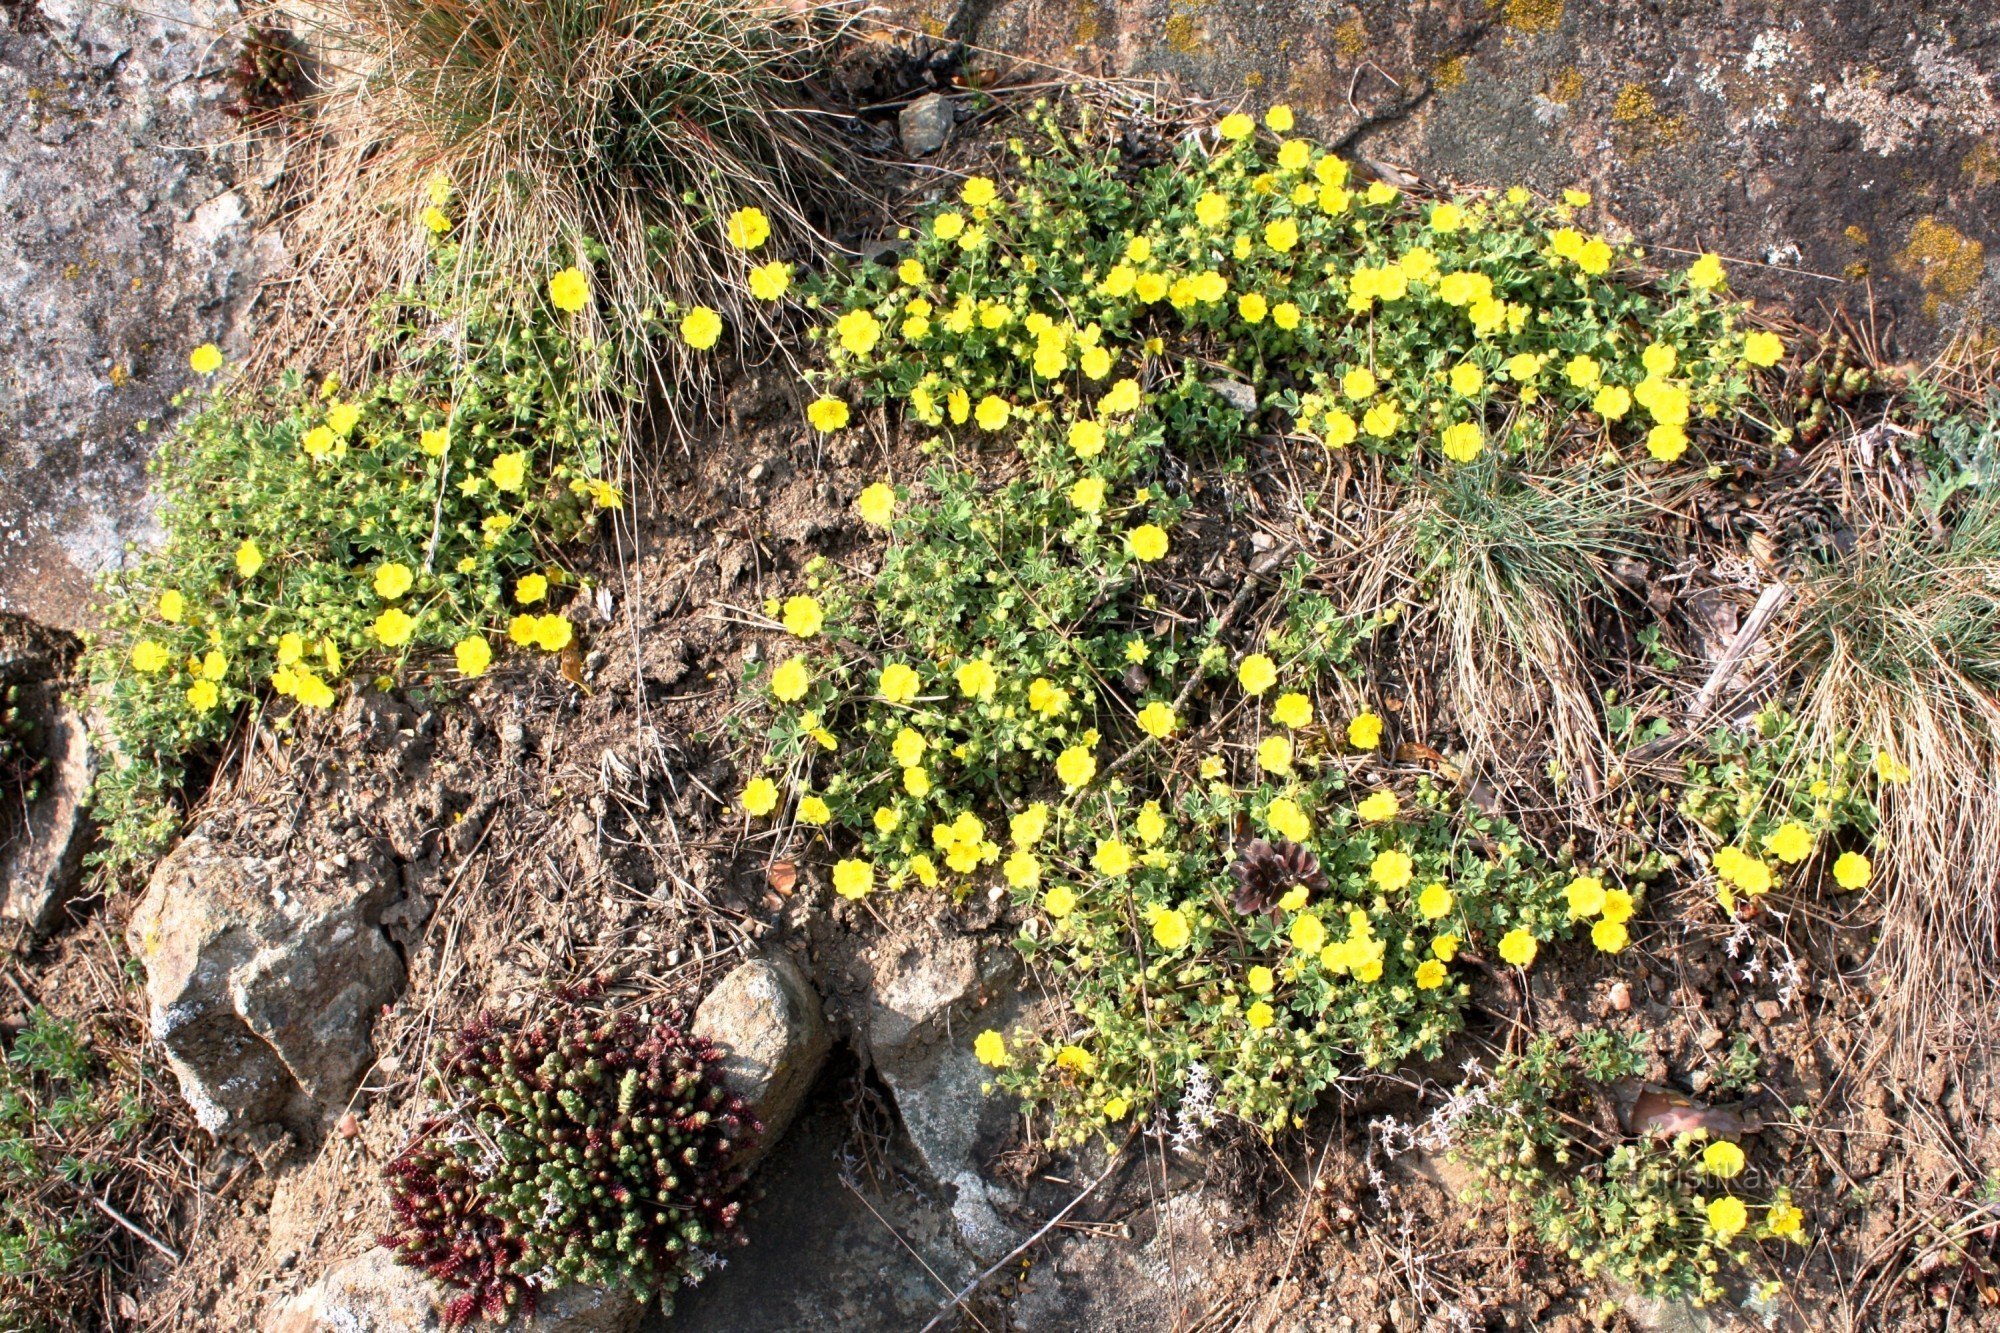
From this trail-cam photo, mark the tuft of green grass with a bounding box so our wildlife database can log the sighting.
[1782,491,2000,1049]
[275,0,871,444]
[1364,460,1659,799]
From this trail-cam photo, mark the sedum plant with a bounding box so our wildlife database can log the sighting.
[383,1005,757,1325]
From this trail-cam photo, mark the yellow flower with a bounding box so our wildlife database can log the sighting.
[1217,113,1255,141]
[1257,692,1308,730]
[742,261,791,303]
[681,306,723,349]
[1151,907,1191,950]
[421,206,452,235]
[196,648,226,682]
[1035,883,1074,919]
[548,267,591,312]
[157,590,186,622]
[1432,934,1459,961]
[1565,875,1607,918]
[797,794,832,825]
[1100,378,1142,414]
[771,656,810,701]
[1136,701,1177,738]
[1687,252,1727,291]
[1264,218,1299,253]
[1273,301,1302,330]
[1415,959,1447,989]
[235,539,264,578]
[1647,424,1689,462]
[1093,839,1133,875]
[903,766,932,797]
[1127,524,1169,562]
[1257,735,1293,774]
[1371,849,1414,891]
[1700,1139,1746,1178]
[1706,1195,1748,1240]
[1102,1096,1130,1121]
[1341,367,1378,401]
[1766,1200,1805,1241]
[1237,653,1278,695]
[490,451,528,493]
[832,858,873,900]
[1592,384,1632,420]
[1195,192,1230,229]
[1027,677,1069,717]
[1080,345,1112,378]
[1237,292,1268,324]
[419,426,450,457]
[1245,1000,1275,1030]
[1264,104,1294,131]
[1067,419,1106,457]
[1417,883,1453,920]
[1056,745,1097,789]
[504,573,543,607]
[532,614,573,652]
[1591,918,1629,953]
[1764,820,1815,864]
[1070,476,1106,513]
[1563,354,1602,389]
[1428,202,1465,233]
[1361,400,1402,438]
[1448,363,1484,397]
[973,395,1011,431]
[1052,1044,1095,1075]
[1742,330,1785,367]
[189,343,223,375]
[932,211,965,240]
[955,657,996,698]
[301,425,335,460]
[372,607,415,647]
[454,635,492,677]
[1357,790,1399,823]
[1600,889,1635,924]
[1289,912,1326,953]
[782,595,824,637]
[1200,755,1227,781]
[835,309,881,356]
[872,661,918,704]
[1347,711,1383,750]
[725,206,770,250]
[1497,929,1537,967]
[1642,342,1679,376]
[1833,850,1872,890]
[1440,421,1483,462]
[1264,797,1310,842]
[293,671,336,709]
[130,639,169,672]
[1365,181,1398,205]
[507,614,538,646]
[961,175,998,206]
[1874,748,1910,783]
[808,397,851,432]
[187,679,220,711]
[891,728,928,769]
[1134,803,1166,845]
[974,1030,1009,1067]
[373,562,414,600]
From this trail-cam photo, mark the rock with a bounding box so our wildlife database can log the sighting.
[1203,378,1259,412]
[126,826,407,1136]
[0,617,92,933]
[692,954,831,1168]
[856,931,1025,1258]
[1,0,278,629]
[898,93,956,156]
[270,1248,644,1333]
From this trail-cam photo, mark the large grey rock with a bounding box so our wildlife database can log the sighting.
[691,954,830,1169]
[1,0,279,629]
[855,931,1025,1258]
[270,1248,644,1333]
[126,826,406,1136]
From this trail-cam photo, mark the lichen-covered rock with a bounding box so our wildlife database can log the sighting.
[269,1248,644,1333]
[0,614,91,932]
[898,92,956,155]
[126,826,406,1136]
[692,954,831,1168]
[1,0,278,628]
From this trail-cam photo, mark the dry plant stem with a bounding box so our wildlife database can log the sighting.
[1689,581,1793,719]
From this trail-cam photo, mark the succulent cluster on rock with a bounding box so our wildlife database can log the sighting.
[383,1002,759,1325]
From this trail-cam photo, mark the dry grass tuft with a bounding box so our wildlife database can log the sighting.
[1781,492,2000,1055]
[265,0,874,443]
[1357,460,1662,801]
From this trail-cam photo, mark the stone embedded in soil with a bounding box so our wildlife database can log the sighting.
[271,1247,644,1333]
[125,825,407,1136]
[857,931,1026,1259]
[898,92,956,155]
[0,616,92,932]
[691,953,832,1169]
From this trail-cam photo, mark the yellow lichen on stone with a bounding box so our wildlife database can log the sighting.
[1897,217,1985,306]
[1843,224,1869,247]
[1334,18,1366,61]
[1432,55,1467,93]
[1546,66,1582,105]
[1611,84,1654,123]
[1164,13,1202,53]
[1965,141,2000,190]
[1501,0,1564,33]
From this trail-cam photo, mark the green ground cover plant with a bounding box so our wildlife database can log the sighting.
[0,1011,152,1330]
[86,241,621,869]
[728,98,1793,1145]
